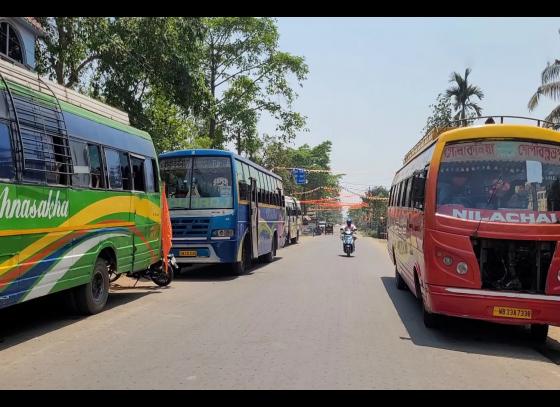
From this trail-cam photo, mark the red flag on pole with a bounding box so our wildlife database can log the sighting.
[161,183,172,274]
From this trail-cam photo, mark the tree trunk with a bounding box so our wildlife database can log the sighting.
[236,131,242,155]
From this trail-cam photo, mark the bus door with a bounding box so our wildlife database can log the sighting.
[130,154,153,271]
[250,178,259,259]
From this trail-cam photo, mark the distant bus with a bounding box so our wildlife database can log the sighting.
[387,116,560,342]
[284,196,302,245]
[0,59,161,314]
[159,149,285,274]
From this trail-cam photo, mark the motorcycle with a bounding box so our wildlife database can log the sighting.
[341,230,356,257]
[109,254,179,287]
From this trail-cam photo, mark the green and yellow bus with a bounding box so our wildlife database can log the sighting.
[0,59,162,314]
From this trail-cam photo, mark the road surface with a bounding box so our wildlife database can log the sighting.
[1,235,560,389]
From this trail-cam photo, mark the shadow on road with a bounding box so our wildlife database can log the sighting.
[175,257,283,282]
[380,276,560,364]
[0,289,157,352]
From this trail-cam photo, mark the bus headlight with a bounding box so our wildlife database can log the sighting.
[456,262,468,275]
[211,229,234,237]
[442,256,453,266]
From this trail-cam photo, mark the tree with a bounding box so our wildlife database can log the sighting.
[422,93,453,135]
[201,17,308,151]
[445,68,484,125]
[35,17,111,89]
[528,31,560,124]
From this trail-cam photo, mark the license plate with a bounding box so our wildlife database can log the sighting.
[179,250,197,257]
[492,306,532,319]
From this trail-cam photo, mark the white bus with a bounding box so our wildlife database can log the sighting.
[284,196,302,245]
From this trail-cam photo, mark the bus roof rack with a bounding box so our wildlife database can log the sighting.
[403,115,560,165]
[0,58,130,125]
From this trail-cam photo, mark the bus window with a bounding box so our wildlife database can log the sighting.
[88,144,105,188]
[131,155,146,192]
[404,178,413,207]
[105,148,123,190]
[0,122,14,180]
[151,159,159,192]
[191,156,233,209]
[70,140,90,188]
[144,158,155,193]
[120,152,132,191]
[236,160,249,201]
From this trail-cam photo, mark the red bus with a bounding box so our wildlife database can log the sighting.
[387,116,560,342]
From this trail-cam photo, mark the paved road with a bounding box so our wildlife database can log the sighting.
[1,235,560,389]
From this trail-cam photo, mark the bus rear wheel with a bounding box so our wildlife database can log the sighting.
[530,324,549,344]
[74,257,110,315]
[262,234,277,263]
[395,266,407,290]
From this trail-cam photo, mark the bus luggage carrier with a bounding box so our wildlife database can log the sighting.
[403,116,560,166]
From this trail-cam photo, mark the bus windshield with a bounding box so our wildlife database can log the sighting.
[436,139,560,224]
[161,156,233,209]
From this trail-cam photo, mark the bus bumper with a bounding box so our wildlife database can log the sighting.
[427,284,560,326]
[171,240,238,265]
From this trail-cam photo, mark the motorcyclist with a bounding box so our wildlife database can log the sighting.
[343,218,357,233]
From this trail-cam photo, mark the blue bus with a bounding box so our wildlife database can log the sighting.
[159,149,285,274]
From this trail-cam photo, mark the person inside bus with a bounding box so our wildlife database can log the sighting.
[437,172,474,207]
[505,182,530,209]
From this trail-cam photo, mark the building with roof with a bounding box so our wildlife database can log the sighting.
[0,17,46,70]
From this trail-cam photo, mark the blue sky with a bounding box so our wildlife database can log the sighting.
[258,17,560,196]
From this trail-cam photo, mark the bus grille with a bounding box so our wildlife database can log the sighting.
[171,218,210,238]
[471,238,555,294]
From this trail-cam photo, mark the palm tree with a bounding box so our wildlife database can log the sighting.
[528,50,560,124]
[445,68,484,125]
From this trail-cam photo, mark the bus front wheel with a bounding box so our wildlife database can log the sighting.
[231,238,251,275]
[291,232,299,245]
[74,257,110,315]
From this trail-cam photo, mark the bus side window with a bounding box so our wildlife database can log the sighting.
[236,160,248,201]
[131,155,146,192]
[88,144,105,189]
[411,168,427,210]
[70,140,90,188]
[144,158,156,193]
[105,148,123,190]
[151,159,159,192]
[404,177,413,208]
[0,122,15,180]
[120,152,132,191]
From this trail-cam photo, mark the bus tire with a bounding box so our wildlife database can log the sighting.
[395,266,407,290]
[530,324,549,344]
[262,234,277,263]
[291,232,298,245]
[231,237,251,275]
[74,257,110,315]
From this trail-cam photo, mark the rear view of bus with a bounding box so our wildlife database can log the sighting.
[284,196,302,245]
[159,149,285,275]
[388,117,560,341]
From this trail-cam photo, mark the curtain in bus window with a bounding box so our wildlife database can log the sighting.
[105,148,123,190]
[0,123,14,180]
[191,156,233,209]
[70,140,90,188]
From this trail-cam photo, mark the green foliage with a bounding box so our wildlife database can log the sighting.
[201,17,309,152]
[422,93,453,135]
[445,68,484,124]
[528,31,560,125]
